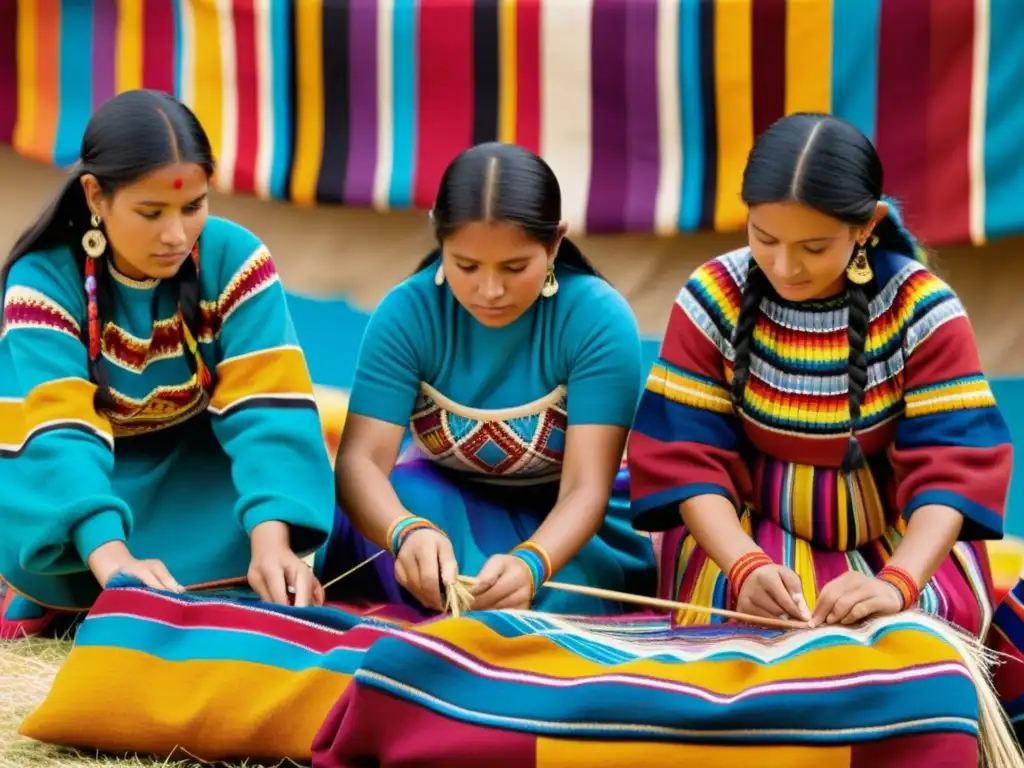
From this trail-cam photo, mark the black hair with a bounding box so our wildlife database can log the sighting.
[0,89,216,408]
[733,112,925,473]
[413,142,602,279]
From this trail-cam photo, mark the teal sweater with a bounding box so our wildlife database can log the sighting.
[0,216,334,608]
[349,262,643,484]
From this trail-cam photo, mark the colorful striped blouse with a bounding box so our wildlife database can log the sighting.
[627,246,1013,550]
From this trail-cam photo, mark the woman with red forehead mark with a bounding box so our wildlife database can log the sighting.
[0,89,334,638]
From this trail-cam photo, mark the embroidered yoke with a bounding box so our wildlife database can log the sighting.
[628,247,1012,633]
[0,216,334,613]
[410,383,567,485]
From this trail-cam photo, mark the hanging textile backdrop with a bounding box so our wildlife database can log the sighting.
[0,0,1022,245]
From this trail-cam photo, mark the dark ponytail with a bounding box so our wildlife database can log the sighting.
[0,89,215,409]
[735,112,923,473]
[413,142,604,280]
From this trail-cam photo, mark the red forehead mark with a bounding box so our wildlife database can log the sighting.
[172,178,183,189]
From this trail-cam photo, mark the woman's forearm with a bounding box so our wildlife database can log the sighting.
[527,486,607,575]
[335,455,411,549]
[886,504,963,587]
[681,494,761,575]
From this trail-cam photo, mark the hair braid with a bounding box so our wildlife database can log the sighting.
[730,260,768,410]
[175,247,211,389]
[177,253,202,339]
[841,282,870,472]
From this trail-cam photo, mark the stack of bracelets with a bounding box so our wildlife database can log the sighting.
[727,550,774,601]
[386,515,446,557]
[384,517,555,604]
[727,550,921,612]
[510,540,554,600]
[876,564,921,610]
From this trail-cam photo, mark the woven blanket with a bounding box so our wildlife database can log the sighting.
[1,1,1023,244]
[19,578,421,761]
[20,578,983,765]
[311,611,982,767]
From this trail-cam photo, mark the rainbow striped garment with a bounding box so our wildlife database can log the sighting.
[627,246,1012,634]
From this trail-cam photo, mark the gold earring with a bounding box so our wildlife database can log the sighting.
[82,214,107,259]
[846,244,873,285]
[540,267,558,298]
[434,262,445,286]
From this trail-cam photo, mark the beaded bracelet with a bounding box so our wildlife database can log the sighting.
[877,565,920,610]
[511,541,554,598]
[385,515,445,557]
[727,550,774,599]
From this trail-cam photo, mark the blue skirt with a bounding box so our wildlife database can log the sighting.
[315,457,657,615]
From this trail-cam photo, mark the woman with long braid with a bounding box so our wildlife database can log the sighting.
[628,113,1012,636]
[0,90,335,638]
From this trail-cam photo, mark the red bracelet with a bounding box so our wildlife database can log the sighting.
[877,565,920,610]
[728,551,774,599]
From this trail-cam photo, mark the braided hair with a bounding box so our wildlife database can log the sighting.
[734,113,924,473]
[0,89,215,409]
[413,142,605,280]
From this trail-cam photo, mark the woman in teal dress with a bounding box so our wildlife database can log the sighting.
[319,142,657,614]
[0,89,335,638]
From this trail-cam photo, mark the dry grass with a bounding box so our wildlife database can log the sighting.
[0,638,300,768]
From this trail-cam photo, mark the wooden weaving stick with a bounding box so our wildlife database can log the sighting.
[181,551,387,596]
[181,552,804,630]
[455,574,808,631]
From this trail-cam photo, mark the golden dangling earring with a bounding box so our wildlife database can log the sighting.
[846,242,873,285]
[540,266,559,298]
[82,214,107,259]
[434,262,445,286]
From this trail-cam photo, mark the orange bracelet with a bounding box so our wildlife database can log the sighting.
[877,565,920,610]
[510,541,554,598]
[728,551,774,599]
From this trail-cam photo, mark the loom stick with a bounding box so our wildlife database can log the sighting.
[455,574,808,630]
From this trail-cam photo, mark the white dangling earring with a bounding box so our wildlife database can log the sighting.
[540,267,558,298]
[434,262,445,286]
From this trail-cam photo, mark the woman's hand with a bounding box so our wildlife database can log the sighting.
[394,529,459,611]
[810,571,903,627]
[735,564,812,623]
[248,521,323,607]
[469,554,534,611]
[87,541,184,593]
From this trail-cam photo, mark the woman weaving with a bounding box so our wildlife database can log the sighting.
[320,142,656,615]
[0,89,335,638]
[628,113,1012,634]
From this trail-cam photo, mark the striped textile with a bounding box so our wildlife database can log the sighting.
[20,577,987,764]
[313,610,983,766]
[0,1,1022,245]
[0,0,293,199]
[991,577,1024,743]
[18,576,423,761]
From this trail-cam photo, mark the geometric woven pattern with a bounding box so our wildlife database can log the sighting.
[410,386,567,484]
